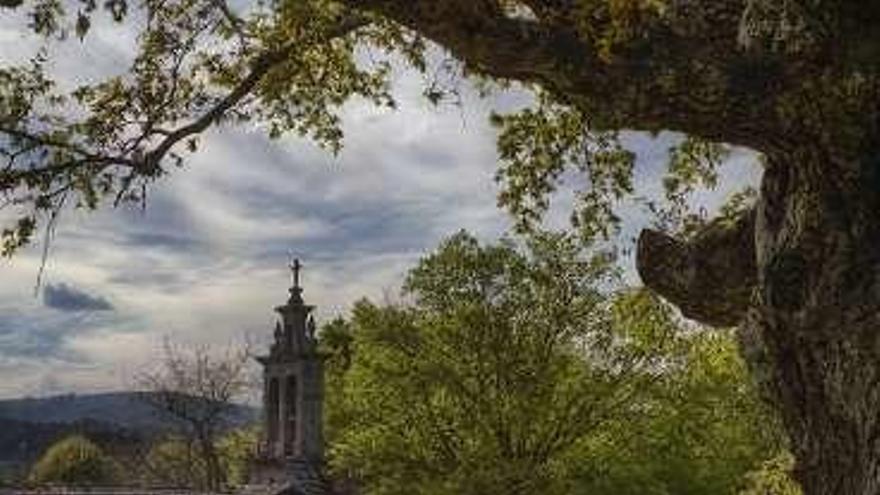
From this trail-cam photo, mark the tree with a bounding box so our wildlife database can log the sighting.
[324,232,780,495]
[140,437,207,488]
[28,435,119,486]
[319,316,356,448]
[572,298,786,495]
[137,427,259,489]
[2,1,878,493]
[327,232,645,494]
[217,425,261,488]
[136,340,253,491]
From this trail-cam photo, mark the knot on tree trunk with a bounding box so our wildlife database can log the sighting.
[636,209,757,327]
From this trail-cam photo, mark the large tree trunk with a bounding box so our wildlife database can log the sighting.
[639,140,880,494]
[740,145,880,495]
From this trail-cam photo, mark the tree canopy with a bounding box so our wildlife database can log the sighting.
[3,0,846,254]
[321,231,785,495]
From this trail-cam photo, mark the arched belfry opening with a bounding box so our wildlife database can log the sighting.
[253,259,327,493]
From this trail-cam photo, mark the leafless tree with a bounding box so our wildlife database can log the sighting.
[136,338,255,491]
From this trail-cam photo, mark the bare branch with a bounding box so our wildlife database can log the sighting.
[136,338,255,491]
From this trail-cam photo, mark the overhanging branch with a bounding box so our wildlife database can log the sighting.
[343,0,783,150]
[141,15,367,173]
[636,209,757,327]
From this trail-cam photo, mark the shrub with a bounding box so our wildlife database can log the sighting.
[29,435,119,486]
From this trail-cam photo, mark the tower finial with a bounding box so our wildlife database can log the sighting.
[287,252,304,303]
[289,256,302,289]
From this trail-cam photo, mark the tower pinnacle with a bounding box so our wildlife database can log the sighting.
[287,254,304,303]
[289,257,302,288]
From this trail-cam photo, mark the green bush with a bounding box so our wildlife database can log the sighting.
[218,426,260,487]
[29,435,119,486]
[142,437,206,488]
[140,428,259,489]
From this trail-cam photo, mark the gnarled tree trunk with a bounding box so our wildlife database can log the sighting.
[639,140,880,495]
[744,146,880,495]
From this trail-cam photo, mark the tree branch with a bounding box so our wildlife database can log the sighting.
[636,209,757,327]
[139,15,367,173]
[343,0,785,150]
[0,126,136,167]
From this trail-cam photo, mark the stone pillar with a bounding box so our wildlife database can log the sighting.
[285,373,297,457]
[277,372,287,459]
[295,367,305,459]
[263,375,270,454]
[265,375,280,456]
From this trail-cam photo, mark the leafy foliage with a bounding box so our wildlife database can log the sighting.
[135,426,260,489]
[2,0,876,258]
[138,426,258,489]
[492,94,635,242]
[1,0,405,255]
[0,0,774,255]
[319,316,356,448]
[323,231,783,495]
[141,437,207,488]
[573,295,786,494]
[28,434,119,486]
[738,452,802,495]
[326,233,629,494]
[217,425,260,487]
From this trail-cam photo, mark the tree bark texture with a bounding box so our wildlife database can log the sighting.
[637,210,756,327]
[742,146,880,495]
[639,141,880,494]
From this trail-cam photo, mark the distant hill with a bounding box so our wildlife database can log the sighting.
[0,392,259,473]
[0,391,258,431]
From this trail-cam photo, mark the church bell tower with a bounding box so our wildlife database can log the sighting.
[254,259,327,493]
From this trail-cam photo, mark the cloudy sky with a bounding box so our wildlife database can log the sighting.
[0,13,762,399]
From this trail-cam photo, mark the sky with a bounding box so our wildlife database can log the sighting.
[0,11,762,399]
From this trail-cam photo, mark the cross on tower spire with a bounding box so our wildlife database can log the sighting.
[286,253,304,303]
[289,257,302,289]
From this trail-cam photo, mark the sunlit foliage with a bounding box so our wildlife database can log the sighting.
[28,435,119,486]
[321,231,784,495]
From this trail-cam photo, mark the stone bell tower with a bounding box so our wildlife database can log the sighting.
[253,259,327,494]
